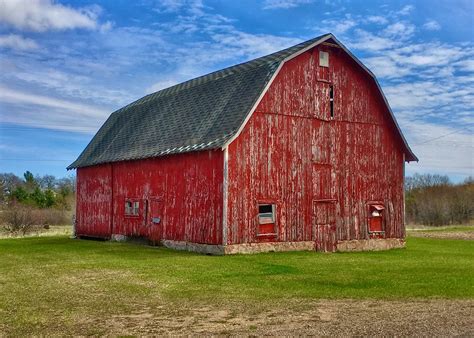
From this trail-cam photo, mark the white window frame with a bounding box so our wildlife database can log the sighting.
[125,199,140,216]
[319,51,329,67]
[258,203,276,225]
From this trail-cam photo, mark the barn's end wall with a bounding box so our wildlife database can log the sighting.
[76,165,113,238]
[76,150,224,245]
[226,44,405,250]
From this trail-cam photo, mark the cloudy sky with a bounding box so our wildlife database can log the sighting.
[0,0,473,181]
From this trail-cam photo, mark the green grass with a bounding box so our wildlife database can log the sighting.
[0,235,473,334]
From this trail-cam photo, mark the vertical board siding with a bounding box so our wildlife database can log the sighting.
[76,165,112,237]
[226,45,405,249]
[76,150,223,244]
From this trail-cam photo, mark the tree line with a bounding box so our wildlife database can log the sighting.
[0,171,76,234]
[1,171,75,209]
[405,173,473,226]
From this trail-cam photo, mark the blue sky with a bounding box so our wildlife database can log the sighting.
[0,0,473,182]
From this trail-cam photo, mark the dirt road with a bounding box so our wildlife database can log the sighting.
[92,299,474,336]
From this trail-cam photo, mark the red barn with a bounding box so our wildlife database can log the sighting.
[68,34,417,254]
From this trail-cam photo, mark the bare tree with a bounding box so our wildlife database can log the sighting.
[406,173,473,226]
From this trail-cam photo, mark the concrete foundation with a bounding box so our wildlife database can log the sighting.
[111,234,128,242]
[224,241,314,254]
[106,235,405,255]
[161,240,225,255]
[336,238,405,252]
[160,240,315,255]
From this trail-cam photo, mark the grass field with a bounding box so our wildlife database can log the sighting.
[0,230,473,335]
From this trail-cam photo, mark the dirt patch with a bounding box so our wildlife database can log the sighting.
[83,299,474,336]
[409,231,474,240]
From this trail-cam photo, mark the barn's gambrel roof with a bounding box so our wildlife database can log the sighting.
[68,33,417,169]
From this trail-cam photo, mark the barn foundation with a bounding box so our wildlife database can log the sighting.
[336,238,405,252]
[106,238,405,255]
[224,241,314,254]
[161,240,226,255]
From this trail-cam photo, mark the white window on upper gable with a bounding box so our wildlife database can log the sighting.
[319,51,329,67]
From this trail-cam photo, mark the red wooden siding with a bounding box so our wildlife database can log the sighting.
[76,165,112,238]
[76,150,223,244]
[225,44,405,249]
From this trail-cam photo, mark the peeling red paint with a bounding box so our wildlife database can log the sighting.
[76,44,406,252]
[226,45,405,251]
[76,150,223,244]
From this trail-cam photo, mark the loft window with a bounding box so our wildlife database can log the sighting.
[329,85,334,118]
[257,203,277,236]
[319,51,329,67]
[125,200,140,216]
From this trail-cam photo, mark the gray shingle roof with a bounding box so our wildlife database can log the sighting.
[68,34,329,169]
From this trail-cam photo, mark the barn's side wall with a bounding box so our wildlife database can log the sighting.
[76,165,113,238]
[226,44,405,250]
[75,150,223,245]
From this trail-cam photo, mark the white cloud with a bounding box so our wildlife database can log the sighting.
[320,18,357,35]
[146,79,180,93]
[99,21,114,33]
[380,43,469,72]
[403,122,473,178]
[211,31,300,57]
[153,0,204,15]
[263,0,314,10]
[154,0,186,12]
[454,59,474,72]
[349,29,398,51]
[0,85,108,121]
[363,56,410,79]
[383,22,415,39]
[397,5,415,16]
[3,63,132,106]
[0,34,38,50]
[0,0,100,32]
[423,19,441,31]
[384,77,474,130]
[366,16,388,25]
[0,85,111,133]
[385,82,446,110]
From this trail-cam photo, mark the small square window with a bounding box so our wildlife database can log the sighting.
[258,204,275,224]
[257,203,277,237]
[125,199,139,216]
[319,51,329,67]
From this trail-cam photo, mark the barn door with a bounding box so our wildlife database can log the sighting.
[312,165,337,252]
[148,198,163,243]
[313,200,337,252]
